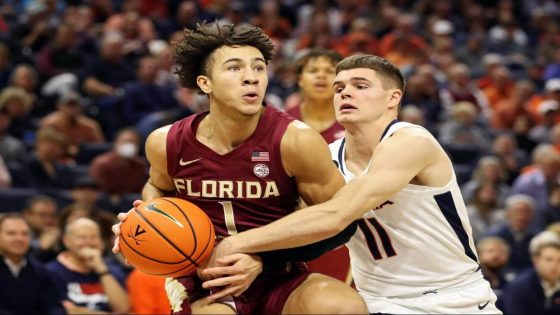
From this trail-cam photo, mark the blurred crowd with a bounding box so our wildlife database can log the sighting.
[0,0,560,314]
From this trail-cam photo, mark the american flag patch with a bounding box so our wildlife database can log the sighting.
[251,151,270,162]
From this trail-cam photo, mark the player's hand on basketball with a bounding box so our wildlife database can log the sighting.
[112,199,143,254]
[201,253,263,302]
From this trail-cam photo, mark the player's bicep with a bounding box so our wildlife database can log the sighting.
[145,126,175,192]
[282,123,345,206]
[365,130,436,193]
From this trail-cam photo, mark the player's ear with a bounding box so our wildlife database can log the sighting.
[196,75,212,94]
[387,89,403,110]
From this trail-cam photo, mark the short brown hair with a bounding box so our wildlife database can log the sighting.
[174,22,275,89]
[295,49,342,77]
[0,213,28,231]
[336,55,405,91]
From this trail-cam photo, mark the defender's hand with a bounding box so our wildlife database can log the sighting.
[201,253,263,302]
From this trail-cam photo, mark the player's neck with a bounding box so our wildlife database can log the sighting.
[344,115,397,169]
[198,106,263,154]
[300,95,336,120]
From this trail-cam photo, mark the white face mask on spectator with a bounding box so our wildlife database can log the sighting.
[116,142,138,158]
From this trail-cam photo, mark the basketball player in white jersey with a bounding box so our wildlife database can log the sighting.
[202,55,501,314]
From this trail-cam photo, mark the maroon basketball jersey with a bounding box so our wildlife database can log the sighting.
[166,107,299,238]
[286,104,345,144]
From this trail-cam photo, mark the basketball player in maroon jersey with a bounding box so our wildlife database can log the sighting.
[286,49,350,283]
[112,22,366,314]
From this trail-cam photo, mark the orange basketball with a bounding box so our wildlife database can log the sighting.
[119,197,215,277]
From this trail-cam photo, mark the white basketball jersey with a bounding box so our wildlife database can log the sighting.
[329,121,480,297]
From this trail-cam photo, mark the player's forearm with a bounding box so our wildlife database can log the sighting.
[142,180,168,201]
[226,174,395,254]
[226,199,346,254]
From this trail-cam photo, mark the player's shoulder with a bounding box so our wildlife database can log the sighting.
[146,124,172,158]
[284,119,321,140]
[147,125,172,142]
[386,123,436,145]
[281,120,328,159]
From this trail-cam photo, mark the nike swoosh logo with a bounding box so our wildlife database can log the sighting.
[145,203,184,227]
[478,300,490,310]
[179,158,202,166]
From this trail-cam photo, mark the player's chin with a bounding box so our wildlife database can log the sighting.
[238,103,264,116]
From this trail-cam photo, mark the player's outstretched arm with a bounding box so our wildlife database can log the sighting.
[221,128,441,254]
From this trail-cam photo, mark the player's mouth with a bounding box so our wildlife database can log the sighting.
[314,83,328,90]
[242,93,259,103]
[339,103,357,112]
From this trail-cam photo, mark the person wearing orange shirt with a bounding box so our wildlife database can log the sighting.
[126,269,169,314]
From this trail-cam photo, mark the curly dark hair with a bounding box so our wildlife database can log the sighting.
[174,22,275,89]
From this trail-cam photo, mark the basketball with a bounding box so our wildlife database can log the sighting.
[119,197,215,277]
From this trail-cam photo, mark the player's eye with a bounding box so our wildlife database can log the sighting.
[334,86,344,93]
[228,66,240,71]
[254,65,265,72]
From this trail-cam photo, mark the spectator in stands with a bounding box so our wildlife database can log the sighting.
[7,1,53,62]
[0,43,13,90]
[120,54,181,127]
[539,183,560,232]
[81,32,135,98]
[466,183,506,242]
[252,0,293,41]
[0,109,25,162]
[491,79,536,130]
[90,127,147,198]
[47,218,129,314]
[9,64,39,95]
[527,78,560,122]
[22,127,73,190]
[0,213,65,315]
[0,155,9,187]
[439,62,491,119]
[400,67,443,129]
[0,86,35,138]
[488,194,537,275]
[36,22,85,80]
[104,0,156,58]
[22,195,61,262]
[40,90,105,156]
[477,236,512,309]
[501,231,560,315]
[126,269,169,315]
[438,101,493,151]
[377,13,428,69]
[481,65,515,110]
[513,144,560,213]
[286,49,344,143]
[462,156,511,207]
[529,100,560,143]
[492,133,529,184]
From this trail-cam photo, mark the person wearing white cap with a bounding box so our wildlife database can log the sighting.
[529,99,560,143]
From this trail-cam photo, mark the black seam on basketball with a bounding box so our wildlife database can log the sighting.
[189,214,214,263]
[134,207,200,267]
[144,262,197,277]
[198,215,215,261]
[120,225,188,264]
[162,198,198,257]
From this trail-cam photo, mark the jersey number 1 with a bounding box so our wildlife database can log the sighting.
[219,201,238,235]
[358,218,397,260]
